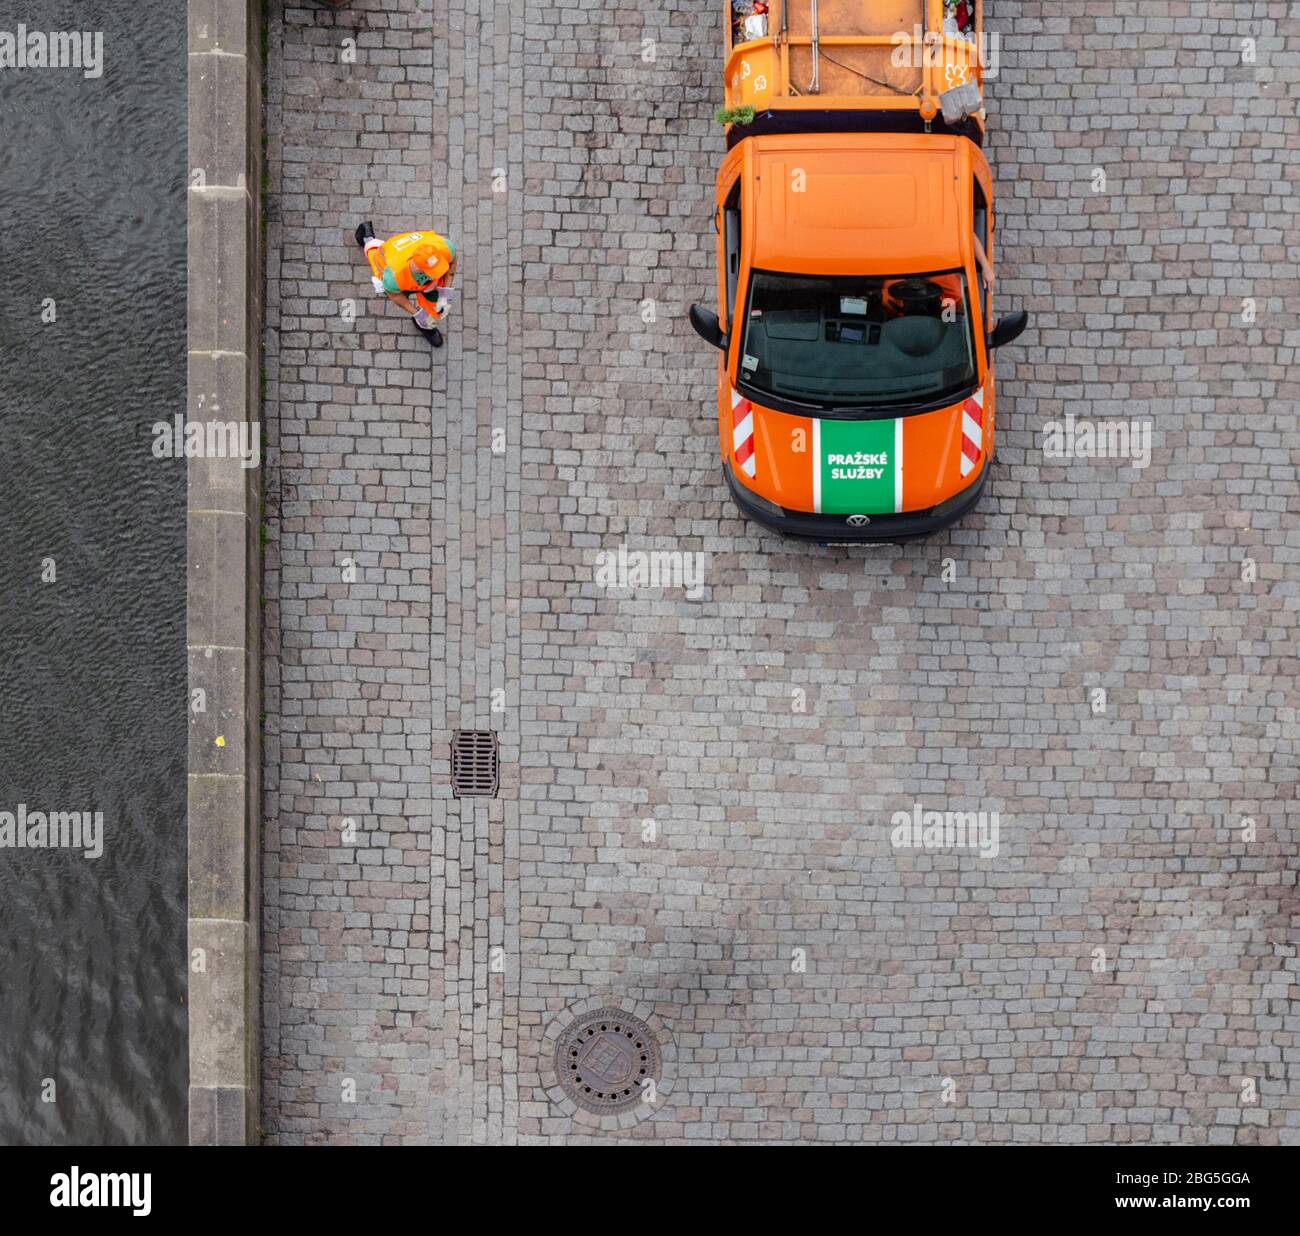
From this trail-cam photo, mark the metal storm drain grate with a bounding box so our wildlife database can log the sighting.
[555,1009,660,1114]
[451,730,498,798]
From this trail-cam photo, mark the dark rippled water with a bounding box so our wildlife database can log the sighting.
[0,1,186,1143]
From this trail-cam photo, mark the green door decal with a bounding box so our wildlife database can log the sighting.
[813,418,903,514]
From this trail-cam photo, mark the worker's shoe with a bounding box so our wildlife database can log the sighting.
[415,322,444,348]
[354,220,376,248]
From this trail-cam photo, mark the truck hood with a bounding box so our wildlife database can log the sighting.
[727,385,987,516]
[748,137,964,277]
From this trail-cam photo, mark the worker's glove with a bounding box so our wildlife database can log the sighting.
[370,276,385,295]
[434,291,454,320]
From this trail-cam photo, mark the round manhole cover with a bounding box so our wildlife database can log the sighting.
[555,1008,660,1114]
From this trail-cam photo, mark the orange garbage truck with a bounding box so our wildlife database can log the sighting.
[691,0,1028,542]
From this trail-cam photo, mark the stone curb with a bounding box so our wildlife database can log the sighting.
[186,0,264,1147]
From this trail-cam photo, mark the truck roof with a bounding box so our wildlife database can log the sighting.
[744,133,968,276]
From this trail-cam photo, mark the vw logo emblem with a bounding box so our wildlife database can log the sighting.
[846,514,871,527]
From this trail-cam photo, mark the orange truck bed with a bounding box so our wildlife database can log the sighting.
[725,0,984,128]
[691,0,1031,544]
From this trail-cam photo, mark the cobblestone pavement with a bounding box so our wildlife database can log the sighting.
[261,0,1300,1143]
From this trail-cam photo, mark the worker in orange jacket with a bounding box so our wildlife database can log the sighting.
[355,222,457,348]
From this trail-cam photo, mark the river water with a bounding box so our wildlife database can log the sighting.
[0,1,187,1143]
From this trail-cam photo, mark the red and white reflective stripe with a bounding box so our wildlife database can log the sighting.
[732,389,756,478]
[960,388,984,477]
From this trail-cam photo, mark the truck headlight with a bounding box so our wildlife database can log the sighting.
[725,461,786,518]
[928,459,986,520]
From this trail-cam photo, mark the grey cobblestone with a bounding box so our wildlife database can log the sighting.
[262,0,1300,1144]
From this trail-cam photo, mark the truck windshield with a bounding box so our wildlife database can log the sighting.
[737,269,978,411]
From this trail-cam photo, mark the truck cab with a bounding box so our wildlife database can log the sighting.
[692,1,1028,541]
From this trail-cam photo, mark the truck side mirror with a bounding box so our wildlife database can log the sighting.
[689,303,727,350]
[988,310,1029,351]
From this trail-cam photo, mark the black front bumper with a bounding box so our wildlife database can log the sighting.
[725,460,990,544]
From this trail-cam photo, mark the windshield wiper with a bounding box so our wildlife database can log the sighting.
[746,387,822,410]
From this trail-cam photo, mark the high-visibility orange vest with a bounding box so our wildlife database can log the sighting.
[367,230,455,315]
